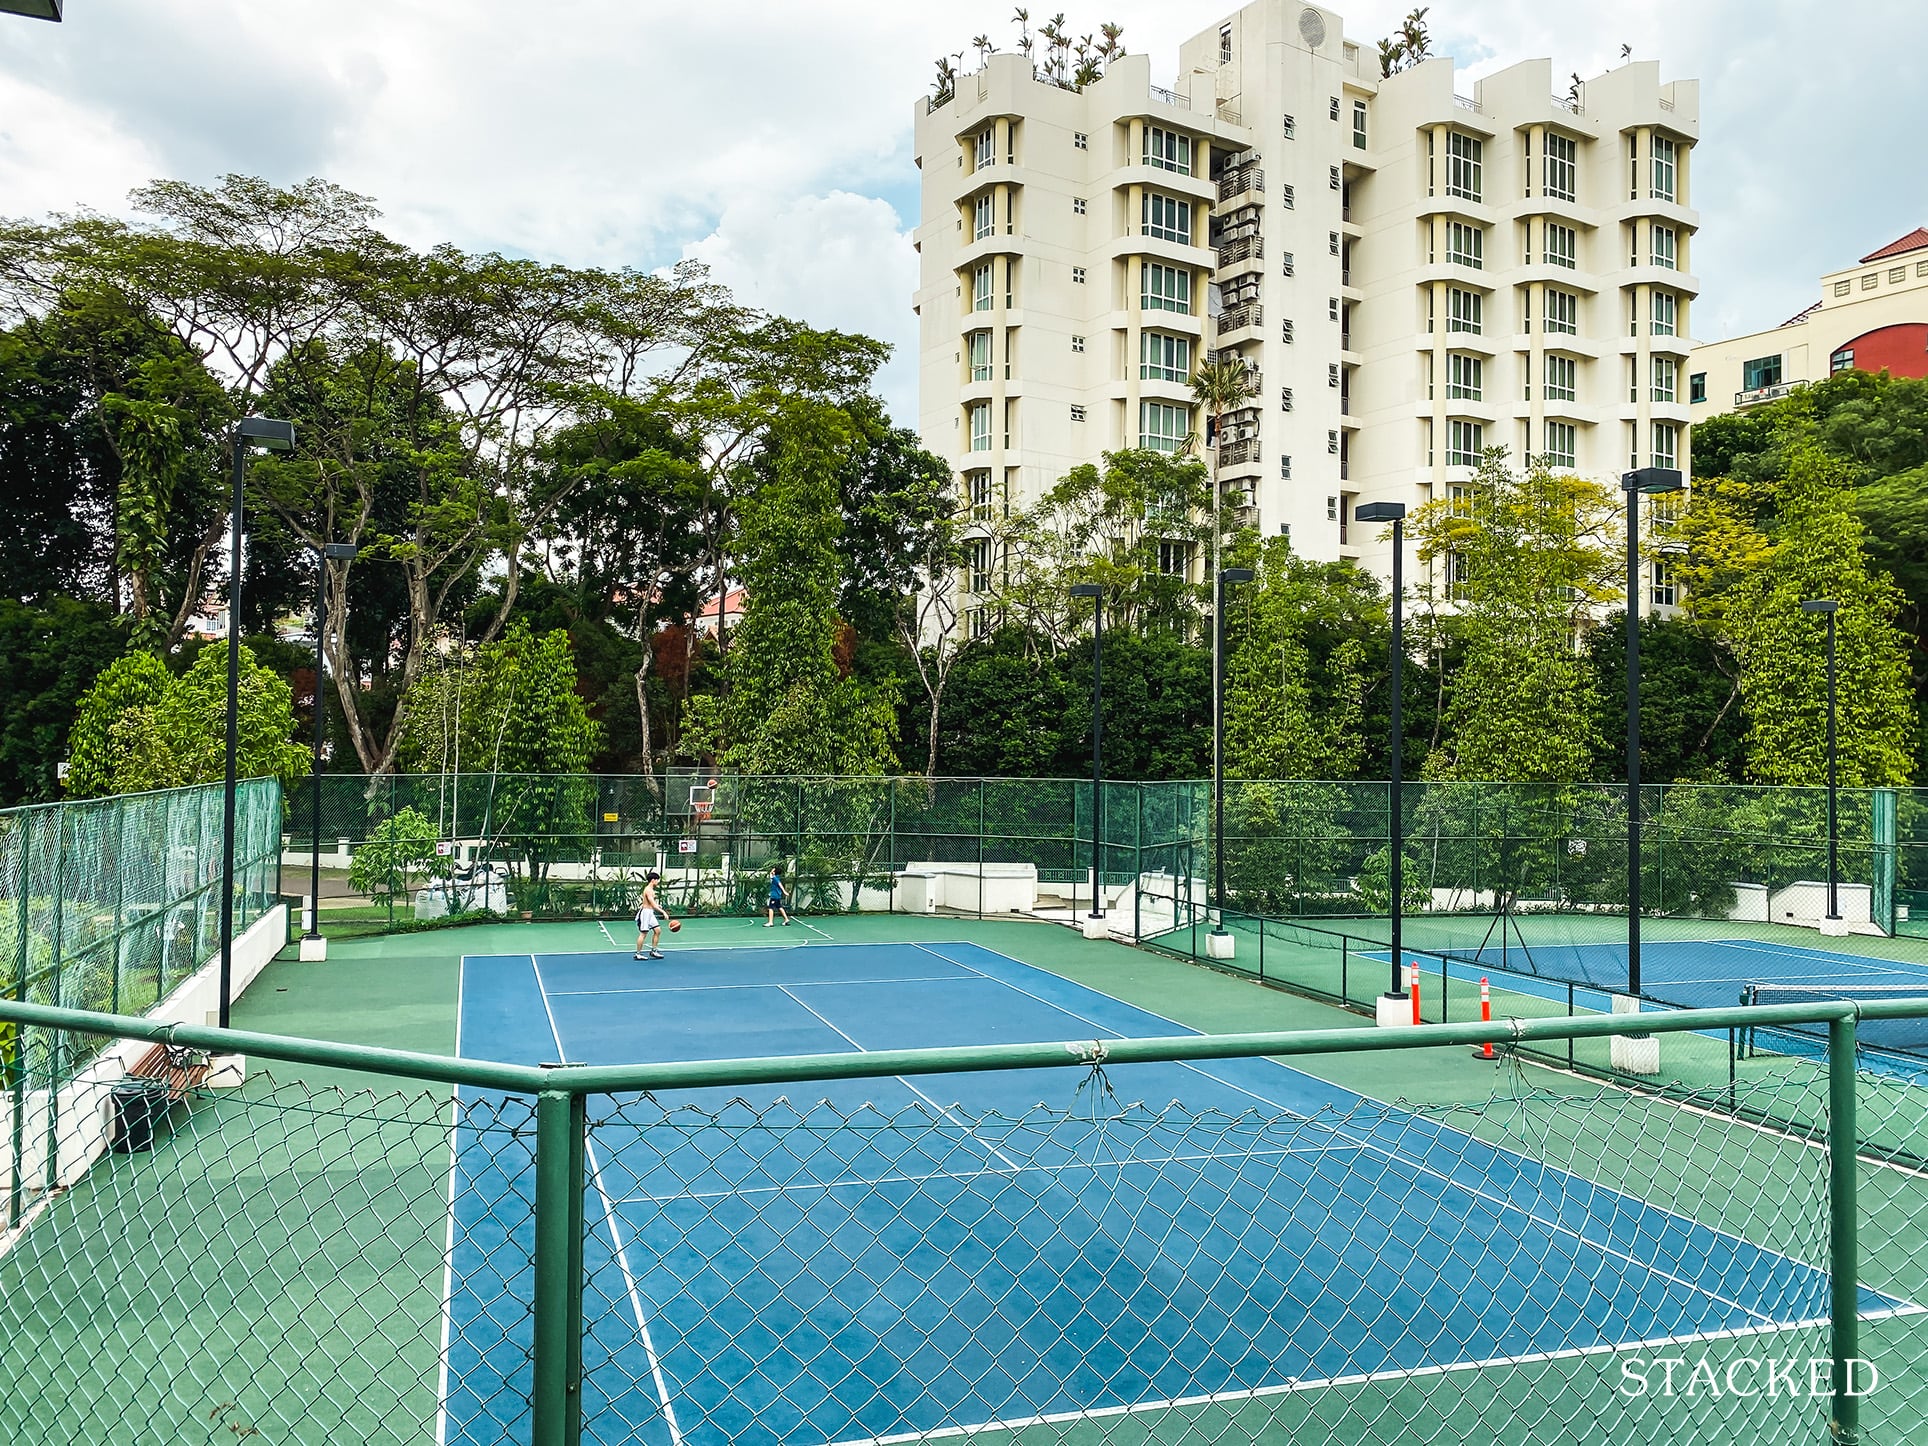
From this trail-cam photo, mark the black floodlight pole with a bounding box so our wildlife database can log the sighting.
[220,416,295,1027]
[1356,502,1407,998]
[1213,567,1255,932]
[1071,583,1105,919]
[1619,466,1682,1000]
[306,541,359,949]
[1803,599,1841,922]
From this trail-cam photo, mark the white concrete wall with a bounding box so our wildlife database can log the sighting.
[1,904,285,1210]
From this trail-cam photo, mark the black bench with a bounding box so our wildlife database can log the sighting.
[110,1043,212,1153]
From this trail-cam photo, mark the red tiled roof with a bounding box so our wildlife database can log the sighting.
[1781,300,1823,328]
[1860,228,1928,264]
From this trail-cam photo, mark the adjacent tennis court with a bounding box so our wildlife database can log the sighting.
[442,938,1911,1446]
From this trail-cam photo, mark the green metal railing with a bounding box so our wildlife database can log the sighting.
[1,993,1924,1444]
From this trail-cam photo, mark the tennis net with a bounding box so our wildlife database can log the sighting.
[1744,982,1928,1060]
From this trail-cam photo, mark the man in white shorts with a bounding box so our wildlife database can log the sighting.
[633,870,674,959]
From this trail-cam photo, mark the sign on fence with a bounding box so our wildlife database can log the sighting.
[678,839,697,854]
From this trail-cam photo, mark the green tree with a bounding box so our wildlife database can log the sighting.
[0,599,129,805]
[1411,451,1618,783]
[348,806,442,907]
[1721,448,1915,784]
[65,644,307,797]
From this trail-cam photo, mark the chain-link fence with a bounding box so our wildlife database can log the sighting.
[0,994,1923,1444]
[1,779,282,1226]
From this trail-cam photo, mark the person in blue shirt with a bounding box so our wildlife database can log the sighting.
[765,865,791,928]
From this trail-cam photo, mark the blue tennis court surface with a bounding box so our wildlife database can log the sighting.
[1365,935,1928,1053]
[440,939,1911,1445]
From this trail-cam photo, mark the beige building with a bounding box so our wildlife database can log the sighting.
[913,2,1700,605]
[1689,228,1928,418]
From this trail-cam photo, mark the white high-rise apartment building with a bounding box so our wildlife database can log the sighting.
[912,3,1699,597]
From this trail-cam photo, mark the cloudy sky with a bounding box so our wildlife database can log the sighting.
[2,0,1922,423]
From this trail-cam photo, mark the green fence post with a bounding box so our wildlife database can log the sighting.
[1828,1012,1861,1446]
[1872,788,1897,935]
[532,1088,587,1446]
[44,807,65,1195]
[9,817,29,1229]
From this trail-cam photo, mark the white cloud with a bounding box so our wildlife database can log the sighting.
[684,191,919,423]
[0,70,157,219]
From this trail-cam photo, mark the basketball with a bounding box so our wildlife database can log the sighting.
[669,919,682,933]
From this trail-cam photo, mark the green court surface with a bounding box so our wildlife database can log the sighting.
[4,912,1928,1443]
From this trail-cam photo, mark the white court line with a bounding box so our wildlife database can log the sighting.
[910,942,1829,1329]
[531,955,686,1446]
[546,974,965,999]
[813,1307,1925,1446]
[614,1139,1369,1206]
[775,984,1027,1175]
[432,952,475,1446]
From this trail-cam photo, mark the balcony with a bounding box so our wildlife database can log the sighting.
[1219,437,1262,467]
[1215,233,1263,269]
[1736,381,1796,407]
[1218,166,1263,204]
[1229,504,1261,529]
[1216,303,1263,337]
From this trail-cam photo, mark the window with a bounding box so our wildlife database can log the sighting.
[972,264,993,311]
[1327,364,1340,387]
[967,607,990,640]
[1283,113,1296,139]
[1892,267,1908,285]
[1144,127,1192,174]
[1281,387,1294,411]
[1071,265,1086,285]
[1140,400,1190,453]
[1073,130,1088,150]
[1545,354,1577,401]
[1651,560,1677,608]
[973,129,995,171]
[973,193,994,240]
[1328,296,1340,321]
[1651,134,1676,201]
[1920,261,1928,277]
[968,331,992,381]
[1544,420,1577,469]
[1140,331,1192,381]
[1447,418,1484,467]
[1156,541,1190,577]
[1280,455,1292,479]
[1329,231,1341,257]
[1327,429,1340,454]
[1070,334,1086,354]
[1072,197,1086,215]
[1329,165,1341,190]
[1282,251,1296,276]
[1447,353,1482,400]
[1070,404,1086,422]
[1651,225,1677,270]
[966,471,992,521]
[1446,132,1482,201]
[1544,133,1577,201]
[1831,348,1855,374]
[1329,96,1341,121]
[1741,354,1783,391]
[1282,318,1295,343]
[1834,281,1852,297]
[1651,290,1677,336]
[967,539,991,593]
[1863,274,1879,291]
[1353,99,1367,149]
[1447,288,1482,334]
[1448,483,1474,518]
[1652,422,1678,471]
[1143,193,1192,243]
[1546,288,1578,334]
[1220,26,1232,63]
[1689,371,1707,403]
[1281,183,1296,209]
[1446,221,1483,269]
[1141,262,1190,312]
[1545,223,1577,269]
[1327,495,1339,521]
[1652,356,1677,403]
[968,403,991,452]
